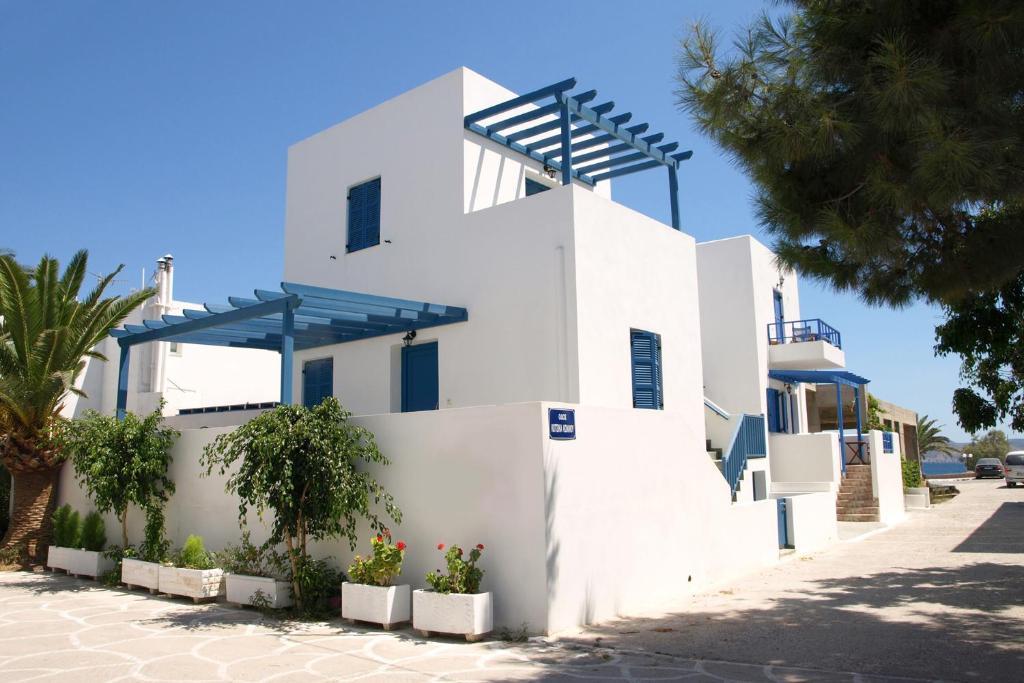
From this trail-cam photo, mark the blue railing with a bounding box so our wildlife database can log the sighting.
[721,414,767,499]
[767,318,842,349]
[882,431,894,453]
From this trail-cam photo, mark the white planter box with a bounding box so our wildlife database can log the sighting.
[46,546,71,572]
[67,548,114,578]
[905,486,931,509]
[412,590,493,641]
[226,573,292,609]
[159,566,225,603]
[122,558,161,592]
[341,582,411,629]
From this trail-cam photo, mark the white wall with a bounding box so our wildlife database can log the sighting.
[56,401,781,634]
[869,430,906,524]
[783,492,839,553]
[769,432,842,490]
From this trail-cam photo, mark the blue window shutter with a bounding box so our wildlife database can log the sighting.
[302,358,333,408]
[347,178,381,252]
[631,330,663,410]
[525,178,550,196]
[766,388,780,433]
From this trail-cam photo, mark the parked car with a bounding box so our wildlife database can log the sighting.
[975,458,1005,479]
[1004,452,1024,488]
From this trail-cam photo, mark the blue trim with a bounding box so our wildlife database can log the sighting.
[280,307,295,405]
[302,357,333,408]
[347,178,381,253]
[777,498,791,548]
[630,329,663,410]
[882,431,894,453]
[116,345,130,420]
[463,77,576,124]
[526,113,634,153]
[721,414,767,498]
[668,165,680,230]
[525,178,550,196]
[836,383,846,475]
[401,342,439,412]
[768,369,870,387]
[767,318,841,349]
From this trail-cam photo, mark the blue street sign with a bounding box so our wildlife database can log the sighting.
[548,408,576,440]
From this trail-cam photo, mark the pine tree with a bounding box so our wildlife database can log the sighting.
[676,0,1024,306]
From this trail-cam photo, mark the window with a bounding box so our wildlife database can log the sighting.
[168,342,182,356]
[772,289,785,340]
[630,329,663,410]
[767,388,788,433]
[347,177,381,253]
[302,358,334,408]
[525,177,550,197]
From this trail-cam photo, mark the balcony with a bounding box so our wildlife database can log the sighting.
[767,319,845,370]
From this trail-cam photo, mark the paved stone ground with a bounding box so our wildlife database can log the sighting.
[562,479,1024,682]
[1,479,1018,682]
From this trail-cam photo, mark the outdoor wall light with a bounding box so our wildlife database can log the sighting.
[402,330,417,347]
[543,164,557,179]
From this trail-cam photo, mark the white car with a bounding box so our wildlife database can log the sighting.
[1006,452,1024,487]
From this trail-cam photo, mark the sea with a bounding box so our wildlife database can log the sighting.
[922,461,968,476]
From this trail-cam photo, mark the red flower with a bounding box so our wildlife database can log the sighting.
[396,541,407,551]
[476,543,485,550]
[376,534,383,542]
[437,543,445,551]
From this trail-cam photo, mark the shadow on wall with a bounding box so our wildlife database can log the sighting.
[953,502,1024,554]
[558,562,1024,681]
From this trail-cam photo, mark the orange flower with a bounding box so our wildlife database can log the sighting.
[396,541,407,551]
[437,543,445,551]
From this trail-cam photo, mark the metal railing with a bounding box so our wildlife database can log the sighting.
[767,318,842,349]
[721,414,767,499]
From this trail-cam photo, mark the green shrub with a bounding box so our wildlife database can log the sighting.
[902,457,923,489]
[79,512,107,551]
[217,531,286,579]
[173,535,216,570]
[348,531,406,586]
[425,543,485,594]
[52,504,80,548]
[294,555,342,618]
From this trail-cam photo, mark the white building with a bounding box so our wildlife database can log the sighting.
[59,67,905,634]
[63,255,280,420]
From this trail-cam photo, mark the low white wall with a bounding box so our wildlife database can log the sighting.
[56,401,781,635]
[769,432,841,489]
[783,492,838,553]
[869,430,905,524]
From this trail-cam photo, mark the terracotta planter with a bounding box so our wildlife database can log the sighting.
[122,558,161,593]
[158,565,225,603]
[341,582,411,630]
[412,590,493,642]
[225,573,292,609]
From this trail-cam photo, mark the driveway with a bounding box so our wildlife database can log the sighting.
[563,479,1024,681]
[0,480,1020,682]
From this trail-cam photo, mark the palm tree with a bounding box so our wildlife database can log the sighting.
[917,415,959,457]
[0,251,153,561]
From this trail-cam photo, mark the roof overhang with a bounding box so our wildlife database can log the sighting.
[768,369,870,387]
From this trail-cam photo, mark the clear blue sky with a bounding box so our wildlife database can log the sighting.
[1,0,1013,442]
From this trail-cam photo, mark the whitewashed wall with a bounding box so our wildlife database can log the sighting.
[769,432,842,489]
[869,430,906,524]
[56,401,781,634]
[783,492,839,553]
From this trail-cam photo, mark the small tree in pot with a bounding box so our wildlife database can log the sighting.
[201,398,400,614]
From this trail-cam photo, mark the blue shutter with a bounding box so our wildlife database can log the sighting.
[303,358,333,408]
[525,178,550,196]
[766,388,781,433]
[631,330,662,410]
[347,178,381,252]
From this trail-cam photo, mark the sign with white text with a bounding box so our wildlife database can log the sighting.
[548,408,576,440]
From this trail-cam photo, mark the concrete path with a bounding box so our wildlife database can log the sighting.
[562,479,1024,681]
[0,479,1020,681]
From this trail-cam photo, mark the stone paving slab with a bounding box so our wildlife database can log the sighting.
[0,571,934,682]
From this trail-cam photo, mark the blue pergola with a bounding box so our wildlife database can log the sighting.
[464,77,692,229]
[768,369,871,473]
[110,282,469,419]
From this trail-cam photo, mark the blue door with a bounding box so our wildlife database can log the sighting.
[777,498,791,548]
[303,358,333,408]
[401,342,438,412]
[773,289,785,341]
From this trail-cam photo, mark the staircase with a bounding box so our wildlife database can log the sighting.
[706,439,724,471]
[836,464,879,522]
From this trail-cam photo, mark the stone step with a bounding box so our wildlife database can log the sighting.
[837,504,879,512]
[838,513,880,522]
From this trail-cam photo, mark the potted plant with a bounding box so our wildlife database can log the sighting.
[342,531,410,629]
[219,532,292,609]
[66,511,114,578]
[413,543,492,642]
[158,535,224,603]
[46,504,80,572]
[122,505,172,593]
[202,398,400,617]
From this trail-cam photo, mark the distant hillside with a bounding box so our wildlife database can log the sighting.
[923,438,1024,461]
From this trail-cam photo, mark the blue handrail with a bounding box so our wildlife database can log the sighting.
[721,414,767,499]
[767,318,842,349]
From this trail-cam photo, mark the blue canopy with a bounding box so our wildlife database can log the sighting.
[768,369,870,387]
[110,281,468,417]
